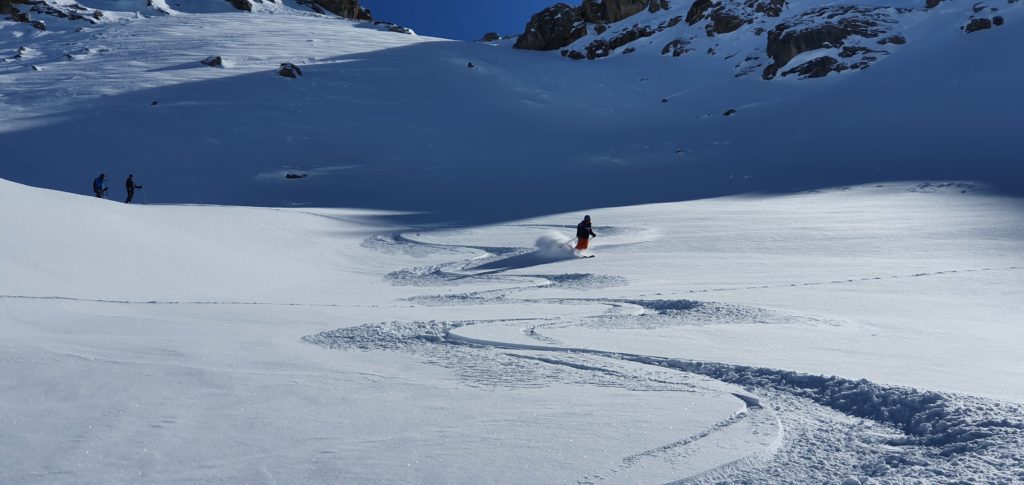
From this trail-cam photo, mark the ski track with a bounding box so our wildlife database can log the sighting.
[307,227,1024,483]
[4,223,1020,482]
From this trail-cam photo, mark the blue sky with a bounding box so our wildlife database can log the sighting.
[362,0,556,40]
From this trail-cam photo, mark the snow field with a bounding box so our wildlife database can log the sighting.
[5,178,1023,482]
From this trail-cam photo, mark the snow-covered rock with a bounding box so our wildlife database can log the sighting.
[514,0,1020,80]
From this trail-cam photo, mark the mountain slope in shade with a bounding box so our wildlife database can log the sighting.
[1,0,1021,224]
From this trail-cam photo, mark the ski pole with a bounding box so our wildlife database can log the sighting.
[141,188,148,205]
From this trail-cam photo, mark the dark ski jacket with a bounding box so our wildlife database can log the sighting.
[93,176,106,192]
[577,220,596,239]
[125,176,141,191]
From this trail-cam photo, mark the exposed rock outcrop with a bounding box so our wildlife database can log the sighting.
[296,0,371,20]
[707,9,746,34]
[516,0,670,51]
[762,6,895,79]
[201,56,223,67]
[649,0,671,12]
[686,0,714,25]
[877,34,906,44]
[581,0,651,23]
[583,23,655,58]
[514,3,587,50]
[277,62,303,78]
[662,38,693,56]
[373,21,414,34]
[745,0,786,17]
[963,17,992,31]
[228,0,252,12]
[780,55,844,78]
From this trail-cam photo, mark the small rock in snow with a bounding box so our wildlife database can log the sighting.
[277,62,303,78]
[201,56,223,68]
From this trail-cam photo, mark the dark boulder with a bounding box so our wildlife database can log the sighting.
[201,56,223,67]
[30,19,44,30]
[373,21,414,34]
[649,0,671,12]
[585,39,611,59]
[686,0,713,25]
[662,38,692,56]
[8,7,28,22]
[964,17,992,32]
[707,10,746,35]
[277,62,303,78]
[608,24,654,49]
[561,49,586,59]
[781,56,844,78]
[877,34,906,45]
[227,0,252,12]
[514,3,587,51]
[745,0,786,17]
[992,15,1004,25]
[581,0,651,23]
[579,23,657,58]
[925,0,941,8]
[723,108,737,116]
[481,32,500,42]
[297,0,372,20]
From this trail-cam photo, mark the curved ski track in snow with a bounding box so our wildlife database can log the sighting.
[304,229,1024,484]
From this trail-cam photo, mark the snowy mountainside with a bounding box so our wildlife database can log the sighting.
[1,0,1022,224]
[510,0,1020,80]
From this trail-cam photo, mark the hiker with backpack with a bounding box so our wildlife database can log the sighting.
[92,173,108,198]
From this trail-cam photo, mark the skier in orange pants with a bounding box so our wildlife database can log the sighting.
[575,215,596,250]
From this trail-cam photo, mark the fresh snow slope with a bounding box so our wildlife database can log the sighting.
[2,178,1023,484]
[1,2,1022,223]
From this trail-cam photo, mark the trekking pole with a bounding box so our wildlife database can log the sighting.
[141,188,149,205]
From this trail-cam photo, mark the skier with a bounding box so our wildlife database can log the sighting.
[124,174,143,203]
[92,173,108,198]
[575,215,596,251]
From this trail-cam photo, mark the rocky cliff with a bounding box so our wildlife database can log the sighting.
[513,0,1018,80]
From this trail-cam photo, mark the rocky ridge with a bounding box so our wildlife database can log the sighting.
[513,0,1018,80]
[2,0,375,26]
